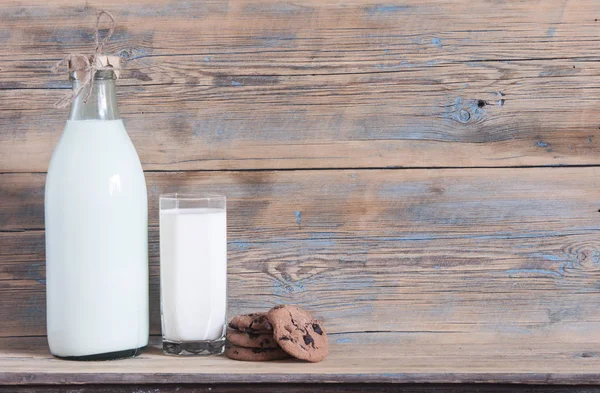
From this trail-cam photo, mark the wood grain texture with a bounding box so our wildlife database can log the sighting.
[3,384,600,393]
[0,336,599,384]
[2,0,600,171]
[1,169,599,351]
[2,0,600,387]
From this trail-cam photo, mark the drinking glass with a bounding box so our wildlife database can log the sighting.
[159,193,227,355]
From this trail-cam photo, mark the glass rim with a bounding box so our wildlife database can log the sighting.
[159,193,226,201]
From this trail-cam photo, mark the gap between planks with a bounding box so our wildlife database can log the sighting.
[4,163,600,175]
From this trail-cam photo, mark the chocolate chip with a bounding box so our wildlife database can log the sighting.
[248,333,259,339]
[312,323,323,335]
[279,336,292,341]
[303,334,314,346]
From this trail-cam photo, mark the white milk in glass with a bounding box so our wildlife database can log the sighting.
[160,205,227,349]
[45,119,149,358]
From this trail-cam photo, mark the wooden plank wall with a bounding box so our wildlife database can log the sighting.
[1,0,600,363]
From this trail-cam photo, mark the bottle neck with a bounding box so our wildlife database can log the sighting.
[68,70,120,121]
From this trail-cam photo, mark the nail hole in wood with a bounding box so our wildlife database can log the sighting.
[477,100,486,108]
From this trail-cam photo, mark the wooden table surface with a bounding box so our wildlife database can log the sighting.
[1,0,600,391]
[2,335,600,385]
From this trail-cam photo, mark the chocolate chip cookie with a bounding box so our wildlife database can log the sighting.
[267,305,328,363]
[228,312,273,333]
[226,329,279,349]
[225,345,291,361]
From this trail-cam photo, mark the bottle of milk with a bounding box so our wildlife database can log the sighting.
[45,57,149,360]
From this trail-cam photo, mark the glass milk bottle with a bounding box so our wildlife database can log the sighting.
[45,57,149,360]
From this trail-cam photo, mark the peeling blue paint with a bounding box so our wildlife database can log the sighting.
[558,260,575,274]
[366,4,411,14]
[36,279,46,285]
[531,253,563,262]
[231,80,243,86]
[119,47,148,61]
[336,337,352,343]
[445,96,485,123]
[294,211,302,226]
[229,240,250,251]
[384,48,389,54]
[244,3,313,14]
[431,37,442,48]
[373,63,399,69]
[356,294,377,302]
[536,141,549,148]
[505,269,562,278]
[307,231,336,247]
[273,279,306,296]
[547,27,556,37]
[308,239,336,248]
[308,231,336,239]
[204,56,212,62]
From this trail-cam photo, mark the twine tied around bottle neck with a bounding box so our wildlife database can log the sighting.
[52,10,122,108]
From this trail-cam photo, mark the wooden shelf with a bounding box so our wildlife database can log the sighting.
[2,336,599,385]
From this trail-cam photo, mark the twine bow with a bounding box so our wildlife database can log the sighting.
[52,11,118,108]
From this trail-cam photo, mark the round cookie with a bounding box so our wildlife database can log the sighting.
[228,312,273,333]
[267,305,328,363]
[225,345,291,361]
[226,329,279,349]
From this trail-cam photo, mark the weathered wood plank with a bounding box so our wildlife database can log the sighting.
[1,169,599,347]
[2,59,600,172]
[0,336,599,384]
[3,384,600,393]
[3,168,600,232]
[2,228,600,337]
[2,0,600,171]
[2,0,599,62]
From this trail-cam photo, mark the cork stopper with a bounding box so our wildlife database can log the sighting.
[68,54,121,80]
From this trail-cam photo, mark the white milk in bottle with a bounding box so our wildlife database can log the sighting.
[45,58,149,359]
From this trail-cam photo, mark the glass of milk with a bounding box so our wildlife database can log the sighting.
[160,193,227,355]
